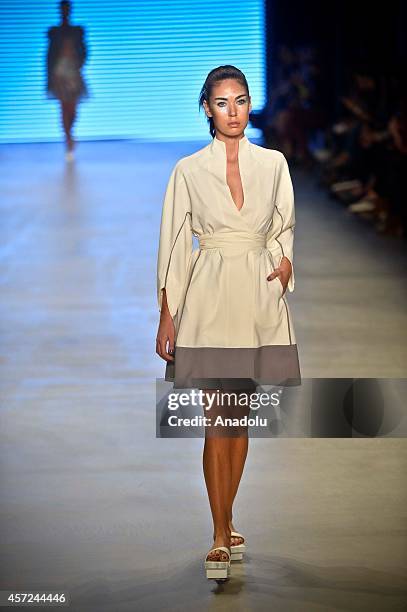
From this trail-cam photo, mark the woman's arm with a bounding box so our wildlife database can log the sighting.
[156,289,175,362]
[156,161,193,362]
[76,26,87,68]
[266,153,296,293]
[156,161,193,318]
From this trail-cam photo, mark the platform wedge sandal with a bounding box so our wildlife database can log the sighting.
[230,531,246,561]
[204,546,231,581]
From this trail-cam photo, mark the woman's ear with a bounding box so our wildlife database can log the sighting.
[203,99,212,118]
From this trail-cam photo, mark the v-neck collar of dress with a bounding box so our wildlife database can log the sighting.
[209,134,251,215]
[210,133,250,156]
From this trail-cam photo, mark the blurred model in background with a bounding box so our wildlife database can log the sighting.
[46,0,88,161]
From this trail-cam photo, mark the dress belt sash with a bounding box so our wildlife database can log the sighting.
[198,231,267,253]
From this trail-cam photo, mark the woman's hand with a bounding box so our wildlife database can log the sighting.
[266,257,292,295]
[156,289,175,362]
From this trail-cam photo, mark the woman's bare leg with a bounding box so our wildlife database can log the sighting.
[202,388,232,561]
[61,100,77,150]
[228,435,249,543]
[203,436,232,560]
[226,388,252,545]
[202,385,253,558]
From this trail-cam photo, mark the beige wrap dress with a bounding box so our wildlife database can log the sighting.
[157,134,301,389]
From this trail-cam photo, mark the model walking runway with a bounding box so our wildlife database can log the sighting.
[0,133,406,606]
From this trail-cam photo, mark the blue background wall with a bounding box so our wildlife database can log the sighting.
[0,0,266,143]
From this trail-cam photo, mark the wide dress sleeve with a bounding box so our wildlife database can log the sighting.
[157,161,193,319]
[266,154,296,292]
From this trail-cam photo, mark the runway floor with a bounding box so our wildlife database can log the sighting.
[0,140,406,611]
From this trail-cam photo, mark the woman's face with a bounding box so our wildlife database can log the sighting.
[203,78,251,138]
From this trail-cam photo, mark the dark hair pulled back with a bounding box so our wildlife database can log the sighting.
[198,65,250,138]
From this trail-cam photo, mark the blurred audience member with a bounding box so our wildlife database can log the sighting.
[264,44,328,166]
[266,49,406,240]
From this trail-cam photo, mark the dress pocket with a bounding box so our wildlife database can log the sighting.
[254,250,284,332]
[276,275,285,296]
[266,249,283,297]
[265,250,283,297]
